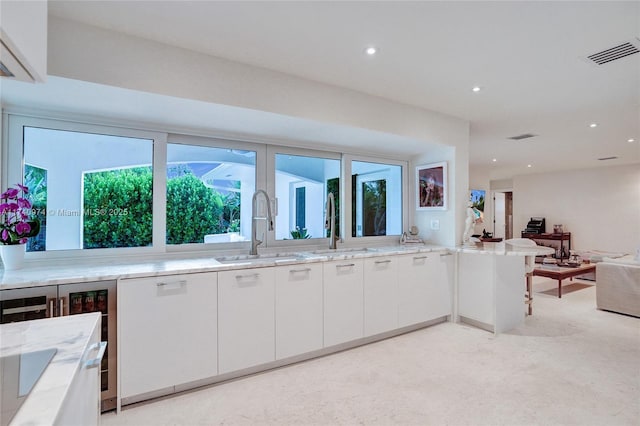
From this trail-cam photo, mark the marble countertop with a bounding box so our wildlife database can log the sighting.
[0,312,101,426]
[456,242,556,257]
[0,244,447,290]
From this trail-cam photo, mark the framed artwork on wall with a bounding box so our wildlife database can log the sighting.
[470,189,485,212]
[416,162,447,210]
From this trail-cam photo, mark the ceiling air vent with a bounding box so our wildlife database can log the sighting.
[508,133,537,141]
[598,156,618,161]
[586,39,640,65]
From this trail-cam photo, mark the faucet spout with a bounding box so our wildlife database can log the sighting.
[250,190,274,255]
[325,192,337,249]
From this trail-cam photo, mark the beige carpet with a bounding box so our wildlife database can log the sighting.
[103,276,639,426]
[538,282,593,296]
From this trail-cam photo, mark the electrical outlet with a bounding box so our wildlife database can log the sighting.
[430,219,440,230]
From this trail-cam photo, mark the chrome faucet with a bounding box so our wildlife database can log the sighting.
[250,190,274,255]
[325,192,337,249]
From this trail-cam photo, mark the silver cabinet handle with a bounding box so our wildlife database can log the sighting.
[236,273,260,280]
[85,341,107,369]
[49,299,55,318]
[374,259,391,264]
[413,256,428,260]
[157,280,187,288]
[289,268,312,273]
[336,263,355,268]
[59,298,65,316]
[440,252,453,257]
[2,304,48,316]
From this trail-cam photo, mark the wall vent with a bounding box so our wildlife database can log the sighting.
[597,156,618,161]
[586,39,640,65]
[508,133,537,141]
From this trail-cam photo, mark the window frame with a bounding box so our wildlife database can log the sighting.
[164,133,265,253]
[5,114,166,259]
[266,145,342,249]
[2,112,409,260]
[343,154,408,246]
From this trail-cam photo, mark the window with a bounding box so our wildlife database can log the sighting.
[22,126,153,251]
[166,143,256,245]
[274,152,340,240]
[7,114,408,258]
[352,160,402,237]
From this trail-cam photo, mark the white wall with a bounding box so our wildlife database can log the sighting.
[46,17,470,248]
[513,164,640,253]
[412,141,469,247]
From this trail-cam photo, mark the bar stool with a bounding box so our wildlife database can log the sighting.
[505,238,537,315]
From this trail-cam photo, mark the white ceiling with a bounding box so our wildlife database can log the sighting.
[13,1,640,179]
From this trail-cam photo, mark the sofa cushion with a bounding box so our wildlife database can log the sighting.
[601,255,640,266]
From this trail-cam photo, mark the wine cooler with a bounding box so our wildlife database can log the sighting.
[0,280,117,412]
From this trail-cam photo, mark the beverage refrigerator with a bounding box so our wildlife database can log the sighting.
[0,280,117,412]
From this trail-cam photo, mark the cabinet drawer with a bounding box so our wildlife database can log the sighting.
[118,273,218,398]
[397,253,438,327]
[275,263,323,359]
[323,260,364,347]
[363,256,398,336]
[218,268,275,374]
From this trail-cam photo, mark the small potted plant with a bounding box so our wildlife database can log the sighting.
[0,183,40,270]
[290,226,311,239]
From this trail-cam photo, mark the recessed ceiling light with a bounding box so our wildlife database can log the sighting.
[492,158,497,162]
[365,46,377,56]
[589,123,598,128]
[527,164,532,168]
[472,86,481,92]
[628,138,635,143]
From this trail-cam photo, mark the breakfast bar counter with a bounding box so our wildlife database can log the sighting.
[0,313,102,426]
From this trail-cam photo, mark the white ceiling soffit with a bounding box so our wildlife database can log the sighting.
[0,76,429,158]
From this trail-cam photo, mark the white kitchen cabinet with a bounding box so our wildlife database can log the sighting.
[218,267,275,374]
[275,263,323,359]
[55,314,103,426]
[397,252,444,327]
[323,259,364,347]
[118,273,218,399]
[363,256,398,336]
[458,252,526,334]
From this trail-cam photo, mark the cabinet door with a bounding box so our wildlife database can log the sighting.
[118,273,218,399]
[275,263,323,359]
[363,256,398,336]
[428,252,453,320]
[323,259,364,347]
[218,267,275,374]
[55,315,101,426]
[397,253,439,327]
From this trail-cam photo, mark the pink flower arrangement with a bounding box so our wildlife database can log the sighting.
[0,184,40,245]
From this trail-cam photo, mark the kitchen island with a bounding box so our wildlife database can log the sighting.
[456,242,554,334]
[0,313,103,425]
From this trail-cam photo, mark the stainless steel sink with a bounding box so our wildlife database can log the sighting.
[310,247,377,255]
[214,253,306,265]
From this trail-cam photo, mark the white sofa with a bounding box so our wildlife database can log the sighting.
[596,255,640,317]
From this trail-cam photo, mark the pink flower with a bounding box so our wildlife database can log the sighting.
[19,238,28,244]
[16,184,28,193]
[0,203,8,214]
[1,229,8,241]
[6,203,18,212]
[15,222,31,235]
[17,198,31,209]
[1,188,19,199]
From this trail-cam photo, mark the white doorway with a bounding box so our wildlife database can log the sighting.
[492,191,513,240]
